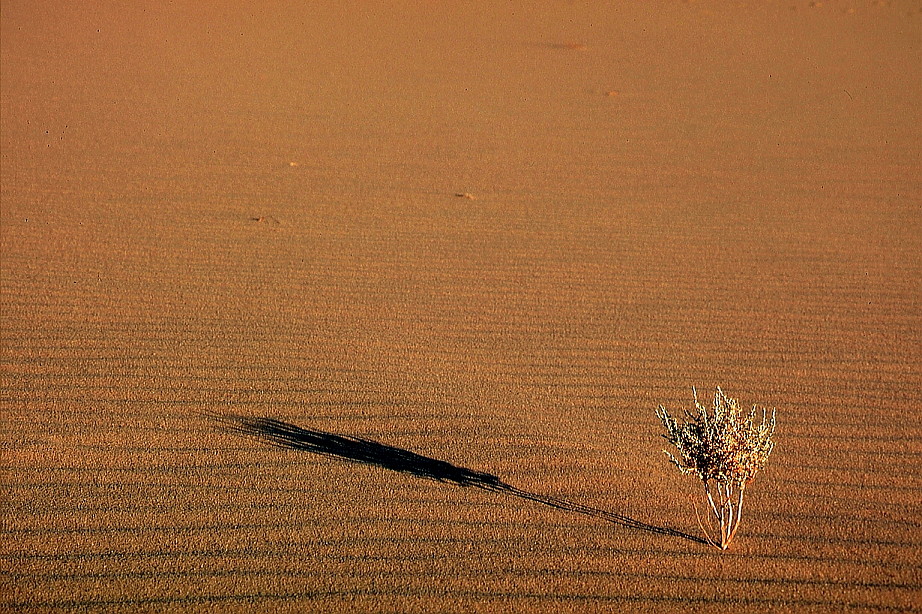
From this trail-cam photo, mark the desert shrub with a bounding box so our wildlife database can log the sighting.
[656,387,776,550]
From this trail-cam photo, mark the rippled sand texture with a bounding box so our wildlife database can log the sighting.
[2,2,920,612]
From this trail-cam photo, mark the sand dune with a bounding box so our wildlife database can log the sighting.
[2,1,920,611]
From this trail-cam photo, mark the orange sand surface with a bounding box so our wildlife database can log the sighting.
[2,1,921,612]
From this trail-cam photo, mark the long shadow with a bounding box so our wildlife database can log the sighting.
[212,413,706,545]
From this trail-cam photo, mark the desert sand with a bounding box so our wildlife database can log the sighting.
[1,1,920,612]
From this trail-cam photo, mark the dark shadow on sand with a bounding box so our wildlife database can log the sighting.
[212,413,706,546]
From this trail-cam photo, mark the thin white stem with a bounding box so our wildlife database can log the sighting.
[723,482,735,548]
[703,481,725,549]
[704,482,720,525]
[690,490,719,548]
[727,484,746,545]
[704,482,716,518]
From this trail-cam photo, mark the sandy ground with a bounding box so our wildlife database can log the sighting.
[2,1,921,612]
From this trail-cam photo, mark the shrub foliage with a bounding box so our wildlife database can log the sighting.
[656,387,776,549]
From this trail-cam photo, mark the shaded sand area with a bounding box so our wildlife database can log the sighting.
[2,1,920,611]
